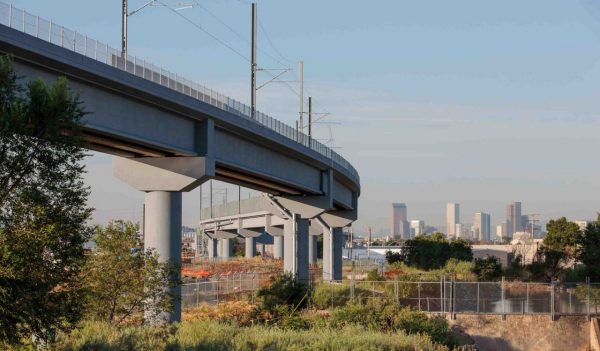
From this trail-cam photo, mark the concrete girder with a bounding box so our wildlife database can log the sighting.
[113,156,214,192]
[318,209,357,228]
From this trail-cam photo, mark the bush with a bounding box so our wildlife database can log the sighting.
[255,274,308,315]
[311,282,381,309]
[328,301,458,347]
[472,256,502,281]
[367,268,386,281]
[386,250,402,264]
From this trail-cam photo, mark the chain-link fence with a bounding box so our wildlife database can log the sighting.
[182,272,275,309]
[317,279,600,319]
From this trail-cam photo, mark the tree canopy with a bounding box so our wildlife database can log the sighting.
[82,221,180,325]
[0,55,91,344]
[400,233,473,270]
[539,217,581,280]
[576,214,600,281]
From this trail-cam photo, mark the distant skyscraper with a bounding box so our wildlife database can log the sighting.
[473,212,491,242]
[391,203,409,239]
[446,203,460,238]
[410,220,425,237]
[506,202,522,238]
[496,224,504,241]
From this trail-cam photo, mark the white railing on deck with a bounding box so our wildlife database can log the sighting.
[0,1,359,183]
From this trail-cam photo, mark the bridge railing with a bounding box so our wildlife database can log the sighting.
[0,2,359,184]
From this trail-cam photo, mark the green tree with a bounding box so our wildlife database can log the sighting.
[540,217,580,280]
[576,214,600,281]
[449,238,473,262]
[472,256,502,281]
[0,55,91,345]
[83,220,180,325]
[400,233,472,270]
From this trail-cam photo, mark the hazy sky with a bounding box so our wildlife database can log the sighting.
[11,0,600,235]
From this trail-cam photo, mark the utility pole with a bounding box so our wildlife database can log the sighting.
[298,61,304,130]
[367,226,372,261]
[250,2,257,119]
[308,96,312,143]
[122,0,127,63]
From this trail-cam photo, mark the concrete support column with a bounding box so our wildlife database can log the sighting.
[245,236,256,258]
[143,191,182,323]
[308,235,318,265]
[207,237,218,260]
[220,238,231,260]
[273,236,284,259]
[283,215,309,282]
[216,239,222,260]
[323,227,343,281]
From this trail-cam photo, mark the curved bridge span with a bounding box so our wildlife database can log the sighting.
[0,2,360,323]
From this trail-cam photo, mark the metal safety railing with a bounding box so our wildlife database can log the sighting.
[0,1,359,184]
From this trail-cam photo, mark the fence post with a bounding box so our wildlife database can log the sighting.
[452,275,456,320]
[351,261,355,302]
[196,282,199,307]
[501,276,506,320]
[550,279,555,321]
[477,282,480,313]
[526,282,529,314]
[441,275,445,315]
[418,281,421,310]
[587,277,591,321]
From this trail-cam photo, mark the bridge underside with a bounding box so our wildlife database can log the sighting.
[0,23,360,324]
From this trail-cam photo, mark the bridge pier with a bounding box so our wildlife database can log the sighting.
[143,191,182,323]
[245,236,256,258]
[207,237,218,260]
[113,156,211,324]
[273,236,284,259]
[308,234,318,264]
[220,238,231,260]
[283,215,309,281]
[323,226,344,281]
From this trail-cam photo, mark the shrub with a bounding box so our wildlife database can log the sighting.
[367,268,386,281]
[472,256,502,281]
[183,301,259,326]
[255,274,308,315]
[386,250,402,264]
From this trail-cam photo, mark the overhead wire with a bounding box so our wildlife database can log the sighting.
[157,0,333,125]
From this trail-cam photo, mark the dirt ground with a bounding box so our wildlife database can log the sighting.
[449,314,589,351]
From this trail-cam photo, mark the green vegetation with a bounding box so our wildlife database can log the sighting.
[398,233,473,270]
[576,214,600,281]
[82,221,180,325]
[54,319,455,351]
[0,55,92,345]
[472,256,503,281]
[255,274,309,316]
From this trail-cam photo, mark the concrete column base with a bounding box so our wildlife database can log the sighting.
[323,227,343,281]
[143,191,182,324]
[308,235,318,265]
[283,215,309,282]
[273,235,284,259]
[245,236,256,258]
